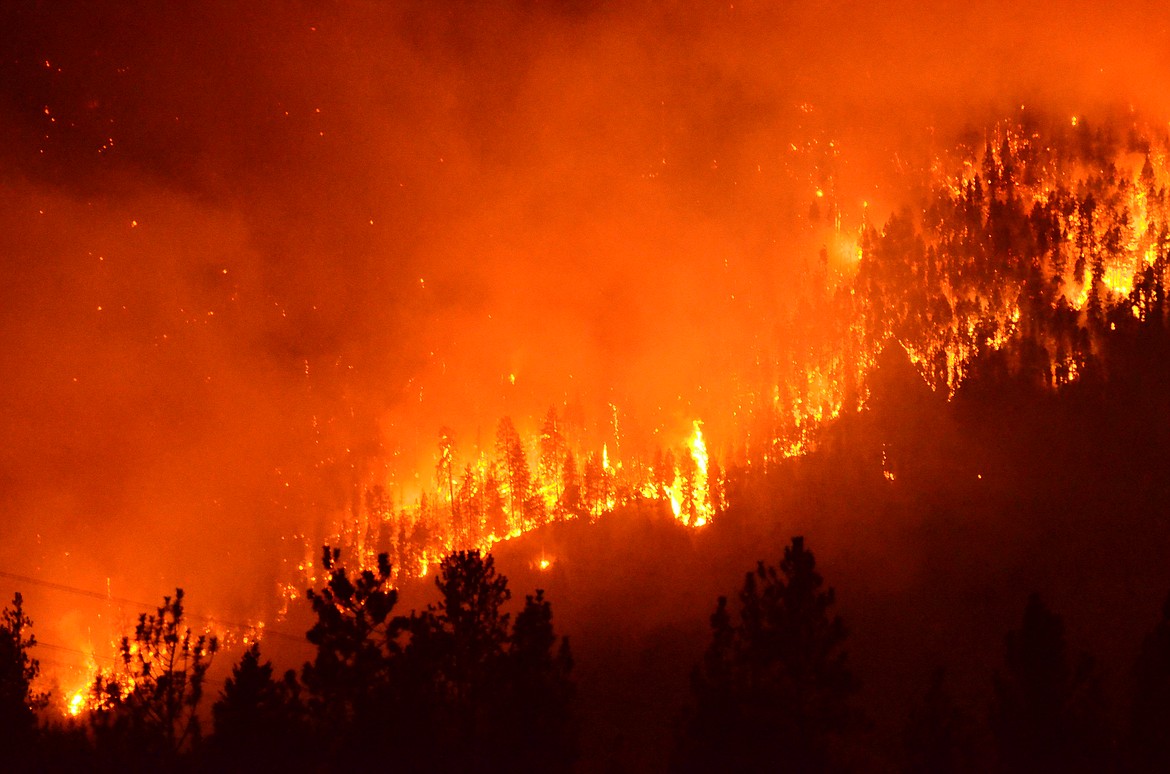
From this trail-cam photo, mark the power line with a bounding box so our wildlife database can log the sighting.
[0,569,151,608]
[0,568,305,644]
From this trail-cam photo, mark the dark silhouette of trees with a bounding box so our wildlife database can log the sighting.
[294,546,574,772]
[88,588,218,766]
[300,546,401,767]
[1129,592,1170,772]
[405,550,575,772]
[206,643,305,771]
[990,593,1108,772]
[0,592,47,765]
[675,536,859,773]
[500,589,576,772]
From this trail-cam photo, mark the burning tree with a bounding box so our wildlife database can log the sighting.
[496,416,538,532]
[539,407,569,519]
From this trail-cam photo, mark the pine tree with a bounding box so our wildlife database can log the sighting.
[1130,592,1170,771]
[539,407,568,515]
[496,417,532,531]
[582,452,606,518]
[89,589,218,763]
[406,550,575,771]
[436,426,457,514]
[208,643,304,769]
[990,593,1108,773]
[0,593,47,760]
[676,537,859,773]
[499,590,576,772]
[558,449,583,518]
[457,464,481,545]
[301,547,402,767]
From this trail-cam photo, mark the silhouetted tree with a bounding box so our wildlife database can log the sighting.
[0,592,47,765]
[419,550,512,708]
[1129,592,1170,772]
[499,589,576,771]
[406,550,510,769]
[396,551,575,771]
[89,589,218,766]
[675,536,859,773]
[207,643,305,771]
[300,547,575,772]
[300,546,400,766]
[990,593,1108,772]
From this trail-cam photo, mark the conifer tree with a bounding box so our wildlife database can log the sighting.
[991,593,1108,773]
[676,537,859,773]
[208,643,304,769]
[89,589,218,763]
[1130,593,1170,772]
[0,593,47,759]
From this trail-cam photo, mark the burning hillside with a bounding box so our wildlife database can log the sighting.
[289,111,1170,592]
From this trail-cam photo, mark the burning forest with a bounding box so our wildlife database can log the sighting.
[291,112,1170,594]
[4,1,1170,771]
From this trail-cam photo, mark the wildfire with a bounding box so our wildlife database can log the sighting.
[279,114,1170,609]
[284,413,725,592]
[666,420,715,527]
[67,691,85,717]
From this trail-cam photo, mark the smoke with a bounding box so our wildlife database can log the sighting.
[0,0,1166,651]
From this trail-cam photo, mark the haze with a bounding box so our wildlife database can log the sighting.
[0,0,1166,666]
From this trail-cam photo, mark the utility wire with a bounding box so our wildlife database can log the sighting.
[0,568,305,643]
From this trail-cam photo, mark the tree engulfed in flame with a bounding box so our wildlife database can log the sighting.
[282,114,1170,605]
[667,421,715,527]
[283,412,726,595]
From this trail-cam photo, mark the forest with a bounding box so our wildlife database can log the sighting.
[288,114,1170,596]
[8,115,1170,771]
